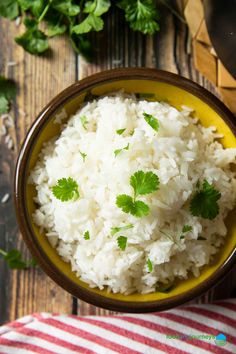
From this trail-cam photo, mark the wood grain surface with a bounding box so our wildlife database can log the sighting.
[0,1,235,325]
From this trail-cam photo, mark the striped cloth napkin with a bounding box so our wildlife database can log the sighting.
[0,299,235,354]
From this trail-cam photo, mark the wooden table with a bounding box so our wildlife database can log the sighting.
[0,2,235,325]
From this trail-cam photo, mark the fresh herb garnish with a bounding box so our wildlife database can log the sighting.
[190,180,221,220]
[111,224,133,236]
[114,143,129,157]
[160,229,180,248]
[147,258,153,272]
[117,236,127,251]
[143,112,159,132]
[52,177,80,201]
[80,115,88,130]
[197,236,207,241]
[116,171,160,218]
[79,151,87,162]
[84,230,90,240]
[180,224,192,239]
[116,128,126,135]
[0,75,17,114]
[15,18,49,55]
[0,248,36,270]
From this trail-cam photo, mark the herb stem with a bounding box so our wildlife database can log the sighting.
[160,0,186,24]
[38,0,52,23]
[0,249,7,257]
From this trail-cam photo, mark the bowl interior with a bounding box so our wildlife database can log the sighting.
[25,78,236,304]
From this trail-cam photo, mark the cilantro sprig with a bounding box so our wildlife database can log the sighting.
[116,128,126,135]
[0,75,17,114]
[0,249,36,270]
[84,230,90,240]
[147,258,153,272]
[0,1,185,60]
[190,180,221,220]
[116,171,160,218]
[52,177,80,201]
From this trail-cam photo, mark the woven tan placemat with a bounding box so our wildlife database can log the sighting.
[183,0,236,113]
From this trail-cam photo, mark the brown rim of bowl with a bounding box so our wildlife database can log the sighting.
[14,68,236,313]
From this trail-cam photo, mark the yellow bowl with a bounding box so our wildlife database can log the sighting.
[14,68,236,312]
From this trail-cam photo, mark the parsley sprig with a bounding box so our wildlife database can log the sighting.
[190,180,221,220]
[0,249,37,269]
[116,171,160,217]
[52,177,80,201]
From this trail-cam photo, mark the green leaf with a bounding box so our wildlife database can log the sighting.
[116,195,149,217]
[52,0,80,17]
[114,143,129,157]
[72,13,103,35]
[70,33,93,62]
[130,170,160,197]
[84,230,90,240]
[0,76,17,113]
[116,128,126,135]
[197,236,207,241]
[0,96,9,114]
[143,112,159,132]
[111,224,133,236]
[0,0,19,20]
[84,0,111,16]
[117,236,127,251]
[80,115,88,129]
[147,258,153,272]
[45,15,67,37]
[79,151,87,162]
[18,0,45,18]
[118,0,160,35]
[190,180,221,220]
[182,225,192,233]
[52,177,80,201]
[0,249,36,270]
[15,20,49,55]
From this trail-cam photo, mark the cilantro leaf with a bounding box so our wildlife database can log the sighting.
[72,13,104,35]
[117,236,127,251]
[0,248,36,270]
[84,230,90,240]
[190,180,221,220]
[79,151,87,162]
[18,0,45,18]
[0,76,17,113]
[116,128,126,135]
[147,258,153,272]
[80,115,88,129]
[52,0,80,17]
[111,224,133,236]
[143,112,159,132]
[15,19,49,55]
[114,143,129,157]
[84,0,111,16]
[118,0,160,35]
[0,96,9,114]
[45,15,67,37]
[130,170,159,197]
[182,225,192,233]
[116,195,149,217]
[0,0,19,20]
[52,177,80,201]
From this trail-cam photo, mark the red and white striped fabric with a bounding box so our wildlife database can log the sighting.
[0,299,235,354]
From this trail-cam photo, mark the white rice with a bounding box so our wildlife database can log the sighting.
[30,93,236,294]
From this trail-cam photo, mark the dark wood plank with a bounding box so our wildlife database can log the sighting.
[0,18,76,324]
